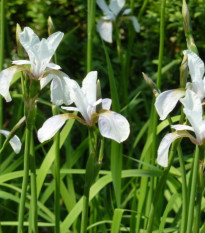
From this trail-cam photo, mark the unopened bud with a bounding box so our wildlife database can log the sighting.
[142,72,160,97]
[180,53,188,88]
[96,79,102,112]
[16,23,22,56]
[48,16,54,36]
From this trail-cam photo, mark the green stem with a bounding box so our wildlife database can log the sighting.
[17,127,31,233]
[53,105,60,233]
[186,146,202,233]
[87,0,96,72]
[29,133,37,233]
[177,146,187,233]
[0,0,5,162]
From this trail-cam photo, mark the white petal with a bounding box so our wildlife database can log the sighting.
[37,114,68,143]
[183,50,205,82]
[61,106,79,112]
[47,31,64,52]
[50,72,73,106]
[155,89,186,120]
[97,0,113,17]
[97,20,113,43]
[171,124,194,132]
[46,63,61,70]
[69,80,91,123]
[109,0,125,16]
[12,60,31,65]
[192,81,205,100]
[158,130,198,167]
[0,67,19,102]
[19,27,40,53]
[127,16,140,32]
[82,71,97,106]
[98,110,130,143]
[40,75,53,89]
[122,8,131,15]
[0,130,21,153]
[102,98,112,110]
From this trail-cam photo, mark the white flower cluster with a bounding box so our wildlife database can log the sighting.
[155,50,205,167]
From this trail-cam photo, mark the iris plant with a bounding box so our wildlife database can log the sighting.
[157,89,205,167]
[96,0,140,43]
[0,27,72,106]
[155,50,205,120]
[38,71,130,143]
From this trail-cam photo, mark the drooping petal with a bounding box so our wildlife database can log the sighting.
[183,50,205,82]
[127,16,140,32]
[102,98,112,110]
[82,71,97,106]
[69,79,91,123]
[46,63,61,70]
[12,60,31,65]
[47,31,64,52]
[40,75,53,89]
[155,89,186,120]
[97,20,113,43]
[0,130,21,153]
[122,8,131,15]
[0,66,19,102]
[97,0,114,18]
[157,131,197,167]
[19,27,40,53]
[109,0,125,16]
[98,110,130,143]
[61,106,79,112]
[37,114,69,143]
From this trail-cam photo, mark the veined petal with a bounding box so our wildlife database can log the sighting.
[102,98,112,110]
[46,63,61,70]
[98,110,130,143]
[0,130,21,153]
[0,66,19,102]
[157,131,197,167]
[97,0,113,17]
[19,27,40,53]
[183,50,205,82]
[109,0,125,16]
[82,71,97,106]
[12,60,31,65]
[155,89,186,120]
[127,16,140,32]
[37,114,69,143]
[47,31,64,52]
[192,81,205,100]
[97,20,113,43]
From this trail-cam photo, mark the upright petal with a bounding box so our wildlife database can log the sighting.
[102,98,112,110]
[37,114,69,143]
[0,66,19,102]
[155,89,186,120]
[82,71,97,106]
[97,20,113,43]
[19,27,40,53]
[109,0,125,16]
[0,130,21,153]
[127,16,140,32]
[97,0,113,17]
[47,31,64,52]
[98,110,130,143]
[69,80,91,124]
[183,50,205,82]
[157,131,196,167]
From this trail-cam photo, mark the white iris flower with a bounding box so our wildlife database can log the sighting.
[0,130,21,154]
[97,0,140,43]
[0,27,72,106]
[157,90,205,167]
[37,71,130,143]
[155,50,205,120]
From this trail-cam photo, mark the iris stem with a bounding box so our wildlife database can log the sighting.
[186,146,203,233]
